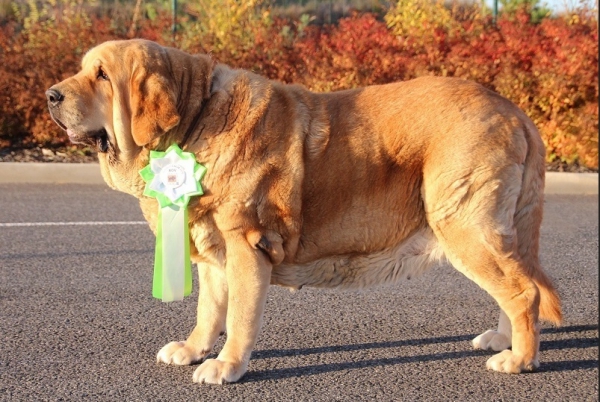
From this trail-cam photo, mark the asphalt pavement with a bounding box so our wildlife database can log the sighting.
[0,183,597,401]
[0,163,598,195]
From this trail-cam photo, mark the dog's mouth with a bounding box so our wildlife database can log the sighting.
[93,129,110,153]
[66,127,110,154]
[53,116,68,131]
[48,111,110,153]
[61,125,110,154]
[72,128,110,153]
[73,128,110,153]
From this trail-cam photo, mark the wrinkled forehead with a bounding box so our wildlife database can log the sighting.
[80,40,159,71]
[81,42,118,69]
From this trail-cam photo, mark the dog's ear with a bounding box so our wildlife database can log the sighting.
[130,71,180,146]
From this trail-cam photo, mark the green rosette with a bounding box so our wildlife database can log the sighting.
[139,144,207,302]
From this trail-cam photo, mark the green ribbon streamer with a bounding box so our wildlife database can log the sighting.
[140,144,206,302]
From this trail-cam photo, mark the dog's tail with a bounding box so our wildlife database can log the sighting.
[515,118,562,326]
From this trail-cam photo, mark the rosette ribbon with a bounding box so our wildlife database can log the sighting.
[139,144,207,302]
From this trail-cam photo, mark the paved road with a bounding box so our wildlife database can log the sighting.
[0,184,597,401]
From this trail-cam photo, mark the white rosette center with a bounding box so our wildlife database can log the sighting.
[148,148,198,204]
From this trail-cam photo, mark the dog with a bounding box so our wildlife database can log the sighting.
[46,39,561,384]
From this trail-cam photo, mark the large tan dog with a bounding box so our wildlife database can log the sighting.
[46,39,561,384]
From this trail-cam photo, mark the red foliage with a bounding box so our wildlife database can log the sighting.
[0,9,596,168]
[0,15,125,149]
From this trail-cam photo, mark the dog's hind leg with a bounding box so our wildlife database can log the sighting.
[432,215,542,372]
[472,124,561,355]
[425,163,543,373]
[472,309,512,351]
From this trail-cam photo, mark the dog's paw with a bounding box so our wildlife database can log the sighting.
[486,349,539,374]
[192,359,247,384]
[157,341,208,366]
[473,330,511,351]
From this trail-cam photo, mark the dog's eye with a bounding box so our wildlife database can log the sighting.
[97,67,109,81]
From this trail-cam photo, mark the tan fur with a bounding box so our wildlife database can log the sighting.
[47,39,562,384]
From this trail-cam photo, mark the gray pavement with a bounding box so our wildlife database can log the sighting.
[0,163,106,185]
[0,183,598,401]
[0,162,598,194]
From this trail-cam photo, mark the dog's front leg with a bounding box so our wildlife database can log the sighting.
[193,230,272,384]
[157,262,228,366]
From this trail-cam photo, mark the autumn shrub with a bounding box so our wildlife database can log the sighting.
[226,13,411,92]
[0,1,171,149]
[0,1,597,169]
[440,8,598,168]
[385,0,458,38]
[180,0,271,54]
[0,4,123,149]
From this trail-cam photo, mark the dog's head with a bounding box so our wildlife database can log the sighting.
[46,39,220,194]
[46,39,187,157]
[47,39,268,195]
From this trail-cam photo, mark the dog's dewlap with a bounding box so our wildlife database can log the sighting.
[139,144,207,302]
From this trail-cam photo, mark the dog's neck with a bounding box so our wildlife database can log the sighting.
[170,54,215,147]
[97,149,149,197]
[173,63,246,150]
[158,61,272,162]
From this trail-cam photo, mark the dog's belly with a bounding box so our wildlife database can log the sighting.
[271,228,447,289]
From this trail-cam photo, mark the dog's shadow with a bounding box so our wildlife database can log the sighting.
[241,324,598,382]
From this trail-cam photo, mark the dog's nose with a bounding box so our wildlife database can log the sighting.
[45,88,64,107]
